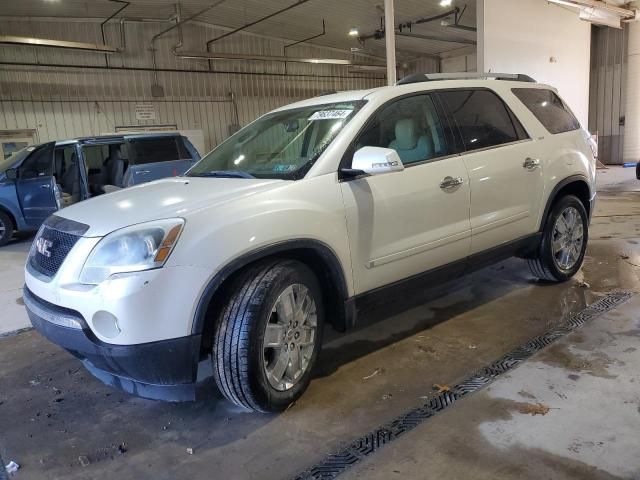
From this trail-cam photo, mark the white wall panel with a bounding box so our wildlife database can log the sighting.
[0,18,384,152]
[480,0,591,128]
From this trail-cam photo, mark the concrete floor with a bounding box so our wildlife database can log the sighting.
[1,166,639,479]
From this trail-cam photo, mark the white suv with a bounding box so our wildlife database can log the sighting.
[24,73,596,412]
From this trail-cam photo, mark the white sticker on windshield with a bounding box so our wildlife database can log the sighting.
[308,109,353,121]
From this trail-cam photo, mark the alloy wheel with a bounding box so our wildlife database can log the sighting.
[551,206,584,272]
[263,283,318,391]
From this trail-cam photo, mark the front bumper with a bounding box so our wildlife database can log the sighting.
[24,287,203,401]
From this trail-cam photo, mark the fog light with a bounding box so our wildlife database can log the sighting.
[92,311,121,339]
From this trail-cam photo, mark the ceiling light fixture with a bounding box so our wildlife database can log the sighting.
[348,27,359,37]
[440,0,453,7]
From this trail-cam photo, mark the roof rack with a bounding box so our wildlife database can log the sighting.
[396,72,537,85]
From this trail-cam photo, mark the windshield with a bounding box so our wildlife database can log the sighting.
[187,101,365,180]
[0,145,38,173]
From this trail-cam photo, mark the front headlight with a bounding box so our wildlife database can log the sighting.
[80,219,184,284]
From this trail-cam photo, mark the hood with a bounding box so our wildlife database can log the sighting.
[56,177,286,237]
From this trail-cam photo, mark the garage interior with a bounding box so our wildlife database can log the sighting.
[1,0,640,479]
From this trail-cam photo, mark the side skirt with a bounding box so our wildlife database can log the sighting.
[345,233,542,329]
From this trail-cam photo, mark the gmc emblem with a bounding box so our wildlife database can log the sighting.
[35,237,53,258]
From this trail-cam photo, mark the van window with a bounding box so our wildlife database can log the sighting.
[19,145,54,179]
[439,89,528,151]
[128,137,191,165]
[512,88,580,134]
[354,94,451,165]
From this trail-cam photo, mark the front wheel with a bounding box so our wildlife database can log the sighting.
[0,210,14,247]
[213,260,324,412]
[529,194,588,282]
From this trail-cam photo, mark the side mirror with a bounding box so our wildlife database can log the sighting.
[5,168,17,180]
[343,147,404,178]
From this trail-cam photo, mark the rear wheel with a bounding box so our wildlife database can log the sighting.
[529,194,588,282]
[0,210,14,247]
[213,260,324,412]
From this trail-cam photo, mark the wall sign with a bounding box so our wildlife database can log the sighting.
[135,103,156,121]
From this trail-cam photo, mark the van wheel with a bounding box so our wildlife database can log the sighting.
[213,260,324,412]
[529,194,588,282]
[0,211,14,247]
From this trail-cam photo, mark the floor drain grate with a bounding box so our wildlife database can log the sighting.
[291,291,633,480]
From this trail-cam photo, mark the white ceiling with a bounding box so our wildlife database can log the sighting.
[0,0,477,58]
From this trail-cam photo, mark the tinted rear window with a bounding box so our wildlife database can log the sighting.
[512,88,580,134]
[439,89,528,151]
[128,137,191,165]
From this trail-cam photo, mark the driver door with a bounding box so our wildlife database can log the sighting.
[16,142,58,227]
[339,94,471,294]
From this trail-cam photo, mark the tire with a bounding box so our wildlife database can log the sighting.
[528,194,588,282]
[0,210,14,247]
[212,259,324,412]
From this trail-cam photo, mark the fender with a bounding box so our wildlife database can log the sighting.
[538,174,592,231]
[191,239,350,335]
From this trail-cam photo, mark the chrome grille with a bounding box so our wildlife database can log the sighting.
[28,216,89,278]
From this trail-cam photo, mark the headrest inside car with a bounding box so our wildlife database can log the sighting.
[394,118,419,150]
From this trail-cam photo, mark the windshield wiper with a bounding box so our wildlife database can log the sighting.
[191,170,255,179]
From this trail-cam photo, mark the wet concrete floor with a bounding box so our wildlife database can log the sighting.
[0,167,639,479]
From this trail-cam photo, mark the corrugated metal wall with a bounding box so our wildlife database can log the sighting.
[588,24,628,165]
[0,18,386,152]
[624,21,639,164]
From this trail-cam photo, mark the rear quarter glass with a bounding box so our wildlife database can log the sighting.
[511,88,581,134]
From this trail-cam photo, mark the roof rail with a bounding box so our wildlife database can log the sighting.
[396,72,537,85]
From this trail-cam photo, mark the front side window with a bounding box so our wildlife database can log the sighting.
[353,94,451,165]
[188,101,365,180]
[439,89,527,151]
[512,88,580,134]
[19,144,54,179]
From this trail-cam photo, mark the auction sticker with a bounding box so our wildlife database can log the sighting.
[308,110,353,120]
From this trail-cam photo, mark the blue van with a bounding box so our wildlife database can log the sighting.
[0,133,200,246]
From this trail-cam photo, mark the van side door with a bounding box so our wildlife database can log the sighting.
[16,142,58,227]
[437,88,545,255]
[124,135,197,186]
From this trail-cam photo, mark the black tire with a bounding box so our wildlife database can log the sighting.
[212,259,324,412]
[528,194,588,282]
[0,210,14,247]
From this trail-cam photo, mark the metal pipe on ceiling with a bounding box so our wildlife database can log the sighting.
[0,35,118,53]
[0,60,384,80]
[397,31,476,45]
[283,19,326,51]
[205,0,314,49]
[173,49,386,69]
[397,7,459,31]
[101,0,129,65]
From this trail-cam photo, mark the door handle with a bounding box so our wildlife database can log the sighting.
[135,170,151,175]
[439,176,464,190]
[523,157,540,170]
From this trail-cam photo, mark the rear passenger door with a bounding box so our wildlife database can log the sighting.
[340,94,471,294]
[438,89,545,254]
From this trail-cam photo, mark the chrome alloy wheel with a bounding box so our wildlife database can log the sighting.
[263,284,318,391]
[552,206,584,271]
